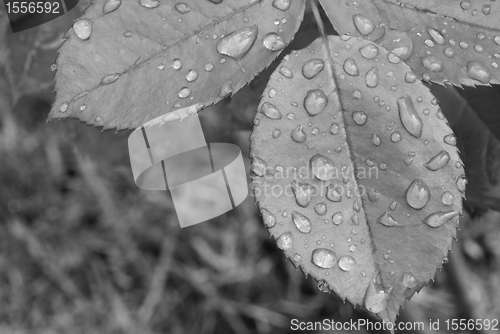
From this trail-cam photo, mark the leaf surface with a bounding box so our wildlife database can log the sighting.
[318,0,500,87]
[431,84,500,211]
[49,0,305,130]
[250,36,464,324]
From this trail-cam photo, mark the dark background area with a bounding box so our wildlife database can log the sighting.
[0,2,499,334]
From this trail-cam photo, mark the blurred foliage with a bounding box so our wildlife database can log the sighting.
[0,2,499,334]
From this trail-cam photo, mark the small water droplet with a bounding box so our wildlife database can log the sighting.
[260,208,276,228]
[291,181,313,208]
[292,211,312,233]
[172,59,182,70]
[260,102,282,120]
[291,125,306,143]
[349,244,357,252]
[456,175,467,192]
[312,248,337,269]
[123,31,133,38]
[272,0,291,11]
[406,179,430,209]
[441,191,454,205]
[330,123,340,135]
[103,0,121,13]
[424,150,450,171]
[424,211,458,228]
[216,25,258,60]
[263,33,286,51]
[304,89,328,116]
[317,279,330,292]
[387,52,401,64]
[353,14,375,36]
[338,255,356,271]
[73,19,92,40]
[474,44,484,53]
[268,88,278,98]
[175,2,191,14]
[251,157,267,176]
[459,41,469,49]
[59,102,69,113]
[279,65,293,78]
[494,36,500,46]
[443,134,457,145]
[403,273,417,288]
[302,59,325,79]
[391,131,402,143]
[367,188,381,202]
[364,281,391,313]
[293,253,302,262]
[50,63,57,71]
[186,69,198,82]
[178,87,191,99]
[314,202,327,216]
[139,0,160,8]
[427,27,445,44]
[482,4,491,14]
[444,47,455,58]
[359,44,379,59]
[327,185,342,202]
[277,232,293,250]
[421,56,444,72]
[352,111,367,125]
[219,81,233,98]
[405,71,418,83]
[397,95,423,138]
[332,212,343,225]
[343,58,359,76]
[365,66,379,88]
[460,0,471,10]
[466,61,491,83]
[377,211,398,226]
[311,154,335,181]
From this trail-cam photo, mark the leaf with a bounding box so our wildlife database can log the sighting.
[49,0,305,130]
[430,84,500,211]
[318,0,500,87]
[250,35,464,324]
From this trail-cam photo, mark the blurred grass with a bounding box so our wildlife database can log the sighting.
[0,3,499,334]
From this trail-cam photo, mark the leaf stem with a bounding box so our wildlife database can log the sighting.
[310,0,326,38]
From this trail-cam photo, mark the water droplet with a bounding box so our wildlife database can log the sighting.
[332,212,343,225]
[338,255,356,271]
[219,81,233,98]
[352,89,362,99]
[311,154,335,181]
[397,95,423,138]
[377,211,398,226]
[456,175,467,192]
[272,129,281,139]
[343,58,359,76]
[260,208,276,228]
[427,27,445,45]
[103,0,121,13]
[364,281,390,313]
[425,39,435,47]
[50,63,57,72]
[312,248,337,269]
[178,87,191,99]
[482,4,491,14]
[380,32,413,61]
[73,19,92,40]
[314,202,327,216]
[326,185,342,202]
[172,59,182,70]
[443,134,456,146]
[424,211,458,228]
[359,44,379,59]
[279,66,293,78]
[405,71,418,83]
[460,0,471,10]
[402,273,417,288]
[365,66,378,88]
[304,89,328,116]
[424,150,450,171]
[291,125,306,143]
[268,88,277,98]
[292,211,312,233]
[204,63,215,72]
[420,56,443,72]
[59,102,69,113]
[95,116,102,122]
[292,181,313,208]
[474,44,484,53]
[186,69,198,82]
[260,102,282,120]
[367,188,381,202]
[302,59,325,79]
[216,25,258,60]
[406,179,430,209]
[330,123,340,135]
[495,36,500,46]
[441,191,454,205]
[272,0,291,11]
[251,157,267,176]
[123,31,133,38]
[353,14,375,36]
[466,61,491,83]
[391,131,402,143]
[79,104,86,111]
[139,0,160,8]
[444,47,455,58]
[352,111,367,125]
[174,2,191,14]
[293,253,302,262]
[459,41,469,49]
[277,232,293,250]
[263,33,286,51]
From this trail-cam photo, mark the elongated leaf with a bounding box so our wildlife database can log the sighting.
[431,84,500,211]
[318,0,500,87]
[49,0,305,130]
[250,36,464,324]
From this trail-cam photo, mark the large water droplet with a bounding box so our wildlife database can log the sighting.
[263,33,286,51]
[365,67,379,88]
[291,125,306,143]
[427,27,445,45]
[332,212,343,225]
[377,211,398,226]
[364,281,390,313]
[421,56,444,72]
[272,0,291,11]
[424,150,450,171]
[352,14,375,36]
[466,61,490,84]
[277,232,293,250]
[216,25,258,60]
[456,175,467,192]
[175,2,191,14]
[380,31,413,61]
[103,0,121,13]
[424,211,458,228]
[311,154,335,181]
[260,208,276,228]
[406,179,430,209]
[292,181,313,208]
[343,58,359,76]
[441,191,454,206]
[397,95,423,138]
[338,255,356,271]
[251,157,267,176]
[359,44,379,59]
[139,0,160,8]
[403,273,417,288]
[314,202,327,216]
[352,111,367,125]
[292,211,312,233]
[260,102,282,120]
[302,59,325,79]
[312,248,337,269]
[326,185,342,202]
[73,19,92,40]
[304,89,328,116]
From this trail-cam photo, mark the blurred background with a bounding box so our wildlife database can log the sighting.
[0,2,499,334]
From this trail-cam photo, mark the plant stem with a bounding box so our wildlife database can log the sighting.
[310,0,325,38]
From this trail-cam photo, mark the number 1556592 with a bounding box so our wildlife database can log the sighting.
[5,1,60,14]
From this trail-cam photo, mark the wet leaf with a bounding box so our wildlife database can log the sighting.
[318,0,500,87]
[250,36,464,324]
[50,0,305,130]
[430,84,500,211]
